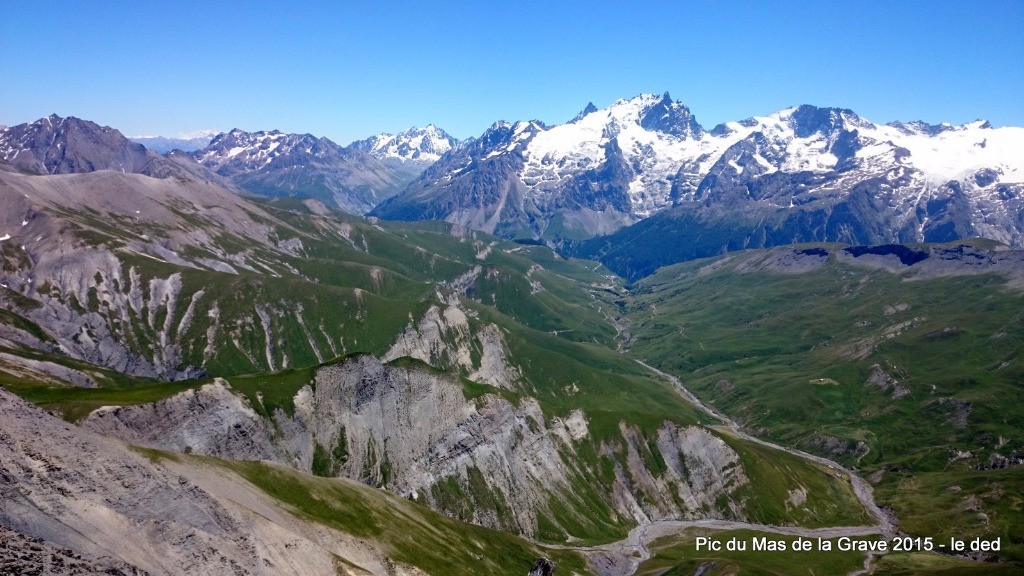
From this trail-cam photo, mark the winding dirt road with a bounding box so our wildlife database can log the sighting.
[536,361,897,576]
[636,361,895,535]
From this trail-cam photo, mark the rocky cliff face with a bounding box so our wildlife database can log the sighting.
[382,304,522,389]
[2,385,562,575]
[83,352,751,538]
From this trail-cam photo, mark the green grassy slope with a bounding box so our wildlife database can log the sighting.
[625,246,1024,564]
[145,450,592,576]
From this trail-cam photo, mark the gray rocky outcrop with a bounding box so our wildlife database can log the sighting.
[0,168,306,379]
[83,354,752,538]
[0,524,147,575]
[86,378,281,461]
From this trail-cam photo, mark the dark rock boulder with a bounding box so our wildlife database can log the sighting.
[528,557,557,576]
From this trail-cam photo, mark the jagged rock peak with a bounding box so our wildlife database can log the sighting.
[786,104,871,137]
[191,126,402,214]
[195,128,344,174]
[207,128,299,149]
[350,124,459,164]
[5,114,126,143]
[473,119,544,152]
[571,102,599,123]
[637,91,704,138]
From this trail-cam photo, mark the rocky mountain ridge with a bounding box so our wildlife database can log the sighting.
[372,94,1024,263]
[82,354,752,538]
[0,386,357,575]
[193,128,405,214]
[351,124,459,166]
[0,115,224,183]
[0,385,593,575]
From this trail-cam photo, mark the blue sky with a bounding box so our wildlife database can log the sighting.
[2,1,1022,143]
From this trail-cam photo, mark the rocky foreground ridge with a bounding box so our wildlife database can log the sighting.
[0,387,402,575]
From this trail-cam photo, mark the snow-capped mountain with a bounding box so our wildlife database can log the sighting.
[351,124,459,165]
[679,106,1022,204]
[0,115,216,180]
[576,105,1024,278]
[372,119,549,236]
[373,93,734,237]
[193,129,404,214]
[373,93,1024,256]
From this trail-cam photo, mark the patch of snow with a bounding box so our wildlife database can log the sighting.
[865,123,1024,184]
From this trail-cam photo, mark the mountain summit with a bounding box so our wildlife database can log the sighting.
[373,93,708,238]
[351,124,459,165]
[0,115,211,180]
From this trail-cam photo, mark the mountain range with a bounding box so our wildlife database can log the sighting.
[1,116,462,217]
[371,93,1023,278]
[3,93,1022,278]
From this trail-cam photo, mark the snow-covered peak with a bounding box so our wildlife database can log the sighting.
[517,93,707,215]
[351,124,459,165]
[196,128,335,173]
[698,106,863,175]
[863,118,1023,185]
[703,106,1024,187]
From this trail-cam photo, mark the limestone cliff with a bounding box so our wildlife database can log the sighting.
[84,355,750,539]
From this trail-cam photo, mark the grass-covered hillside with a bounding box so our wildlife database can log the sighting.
[624,243,1024,564]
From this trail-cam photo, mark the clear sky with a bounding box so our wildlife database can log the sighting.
[2,1,1022,144]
